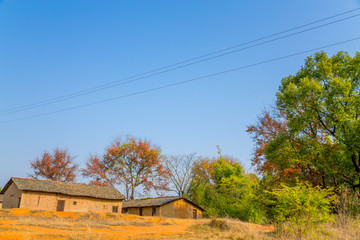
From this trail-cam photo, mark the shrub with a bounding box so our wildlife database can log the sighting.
[208,219,230,231]
[266,182,336,234]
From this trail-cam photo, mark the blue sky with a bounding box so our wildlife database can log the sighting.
[1,1,360,193]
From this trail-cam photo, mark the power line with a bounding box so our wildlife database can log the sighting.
[1,8,359,116]
[1,36,359,125]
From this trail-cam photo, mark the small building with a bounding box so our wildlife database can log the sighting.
[122,196,205,219]
[0,177,125,213]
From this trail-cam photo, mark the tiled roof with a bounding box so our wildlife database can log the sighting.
[123,196,205,211]
[1,177,125,200]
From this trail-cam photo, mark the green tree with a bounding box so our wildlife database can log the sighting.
[190,150,265,223]
[276,51,360,193]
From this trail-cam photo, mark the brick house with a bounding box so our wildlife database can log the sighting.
[0,177,125,213]
[122,196,205,219]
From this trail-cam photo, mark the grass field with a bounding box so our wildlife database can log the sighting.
[0,209,359,239]
[0,209,273,240]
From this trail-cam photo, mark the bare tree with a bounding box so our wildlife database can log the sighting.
[164,153,198,196]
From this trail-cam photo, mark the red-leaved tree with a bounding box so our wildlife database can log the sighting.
[30,148,78,182]
[246,108,288,177]
[82,136,170,200]
[81,154,119,186]
[247,107,342,188]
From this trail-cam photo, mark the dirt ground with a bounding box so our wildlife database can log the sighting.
[0,209,274,240]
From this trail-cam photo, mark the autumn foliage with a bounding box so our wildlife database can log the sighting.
[246,109,287,176]
[246,109,308,183]
[246,108,340,187]
[30,148,78,182]
[81,155,114,186]
[82,136,170,200]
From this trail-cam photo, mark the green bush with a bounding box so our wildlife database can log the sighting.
[190,156,266,223]
[266,182,336,234]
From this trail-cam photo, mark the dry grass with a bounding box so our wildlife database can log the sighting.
[166,216,360,240]
[0,209,191,239]
[1,209,360,239]
[265,214,360,240]
[179,218,273,240]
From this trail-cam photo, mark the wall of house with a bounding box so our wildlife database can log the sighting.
[0,194,3,209]
[2,182,22,209]
[124,207,159,216]
[127,207,139,215]
[21,191,58,210]
[12,190,122,213]
[124,200,203,219]
[142,207,152,216]
[160,199,203,219]
[86,197,123,213]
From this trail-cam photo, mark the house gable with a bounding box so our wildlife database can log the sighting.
[160,199,203,219]
[2,182,22,209]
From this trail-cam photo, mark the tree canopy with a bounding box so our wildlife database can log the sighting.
[164,153,198,197]
[30,148,78,182]
[248,51,360,193]
[82,136,170,200]
[190,150,264,223]
[277,51,360,191]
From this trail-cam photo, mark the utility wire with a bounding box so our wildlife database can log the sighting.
[1,8,359,115]
[1,36,359,125]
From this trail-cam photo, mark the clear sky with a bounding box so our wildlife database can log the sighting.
[1,1,360,193]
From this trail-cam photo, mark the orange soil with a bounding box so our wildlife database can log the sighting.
[0,209,273,240]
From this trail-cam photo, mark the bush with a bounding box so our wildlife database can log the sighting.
[208,219,230,231]
[266,182,336,235]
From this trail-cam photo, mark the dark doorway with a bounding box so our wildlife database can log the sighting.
[152,207,156,216]
[18,197,21,208]
[56,200,65,211]
[139,208,143,216]
[112,206,119,213]
[193,209,197,219]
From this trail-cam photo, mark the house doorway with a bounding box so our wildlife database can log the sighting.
[56,200,65,211]
[193,209,197,219]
